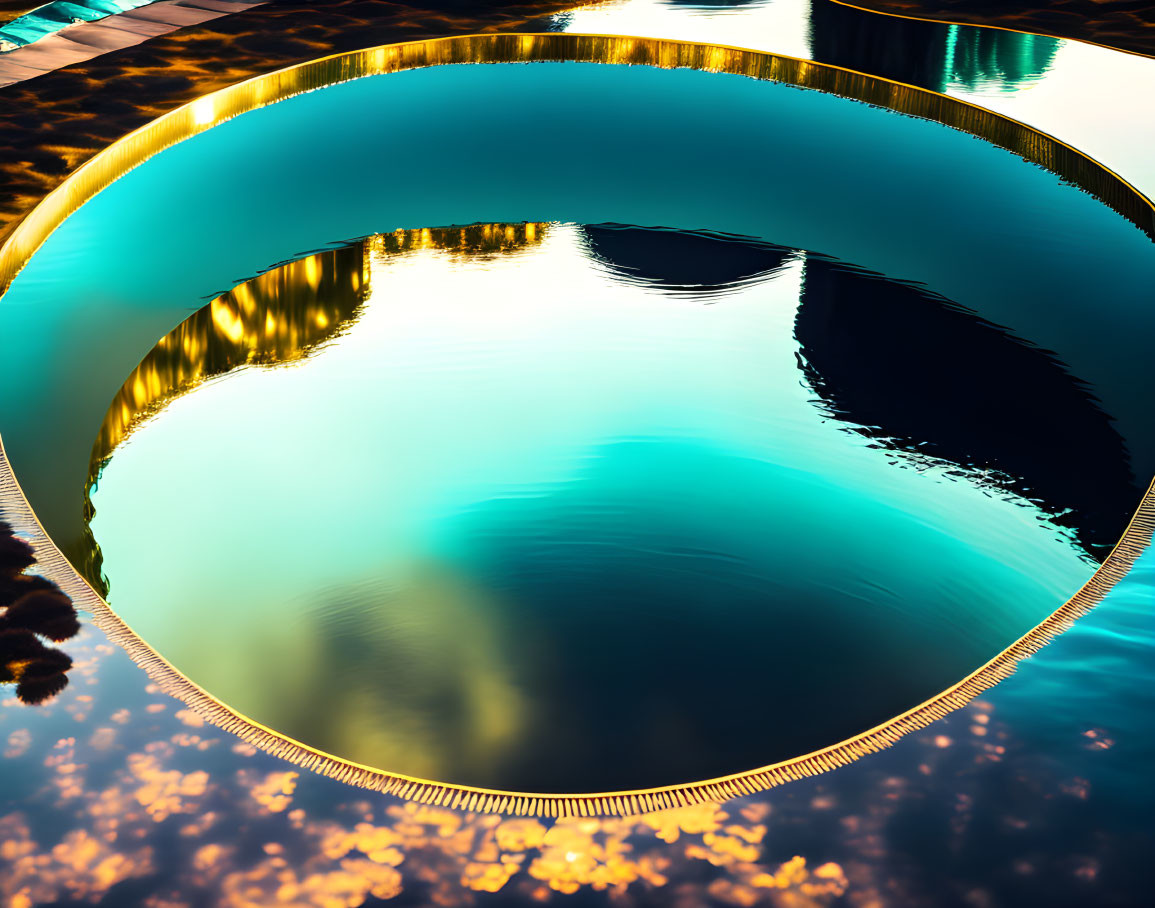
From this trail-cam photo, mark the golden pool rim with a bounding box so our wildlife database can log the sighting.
[1,32,1153,819]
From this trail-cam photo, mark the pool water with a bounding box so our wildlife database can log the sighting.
[1,58,1153,793]
[76,222,1092,790]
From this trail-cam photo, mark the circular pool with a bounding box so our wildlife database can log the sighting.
[1,35,1152,811]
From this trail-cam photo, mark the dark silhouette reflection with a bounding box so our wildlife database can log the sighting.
[576,226,1135,558]
[0,520,79,705]
[578,225,795,297]
[662,0,766,9]
[795,256,1139,560]
[70,221,1139,790]
[808,0,1058,93]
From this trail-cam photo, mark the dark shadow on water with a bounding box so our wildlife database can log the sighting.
[573,224,1136,559]
[795,254,1139,561]
[0,519,78,705]
[578,224,795,297]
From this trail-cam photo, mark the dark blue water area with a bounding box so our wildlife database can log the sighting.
[995,554,1155,803]
[854,552,1155,905]
[424,439,1052,790]
[0,535,1151,906]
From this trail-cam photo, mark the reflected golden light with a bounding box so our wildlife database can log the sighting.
[191,96,215,127]
[0,657,1035,907]
[78,223,548,593]
[88,222,548,478]
[89,243,370,471]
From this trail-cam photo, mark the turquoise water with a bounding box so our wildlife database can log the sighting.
[1,61,1153,791]
[82,225,1087,789]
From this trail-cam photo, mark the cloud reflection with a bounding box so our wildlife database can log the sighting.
[1,618,1138,908]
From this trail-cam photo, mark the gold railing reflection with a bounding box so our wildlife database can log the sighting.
[91,244,369,467]
[79,223,547,591]
[0,34,1152,818]
[77,241,370,593]
[374,222,546,258]
[90,222,547,470]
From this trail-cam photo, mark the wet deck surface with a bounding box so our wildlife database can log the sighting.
[0,1,583,235]
[0,2,264,89]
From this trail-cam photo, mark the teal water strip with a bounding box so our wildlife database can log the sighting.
[0,1,157,51]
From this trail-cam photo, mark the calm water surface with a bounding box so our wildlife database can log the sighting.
[81,225,1094,790]
[0,59,1151,790]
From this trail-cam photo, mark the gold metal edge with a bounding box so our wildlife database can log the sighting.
[1,32,1153,818]
[1,31,1154,294]
[828,0,1155,61]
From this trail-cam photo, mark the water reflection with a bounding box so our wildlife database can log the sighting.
[425,435,1046,790]
[1,601,1150,906]
[83,225,550,592]
[87,224,547,467]
[795,256,1139,560]
[576,224,1136,558]
[555,1,1060,95]
[77,224,1109,792]
[0,519,78,705]
[90,242,371,469]
[808,0,1059,92]
[4,35,1150,808]
[81,242,372,592]
[374,221,548,259]
[949,27,1060,91]
[578,224,795,296]
[0,12,1151,907]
